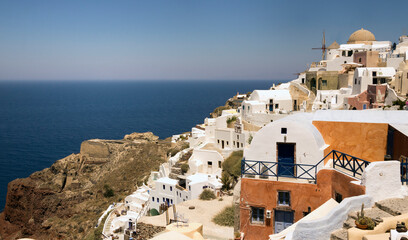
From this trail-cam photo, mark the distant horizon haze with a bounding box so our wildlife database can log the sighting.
[0,0,408,81]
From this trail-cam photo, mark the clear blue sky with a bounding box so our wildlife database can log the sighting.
[0,0,407,81]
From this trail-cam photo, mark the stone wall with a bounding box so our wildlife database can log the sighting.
[80,140,111,158]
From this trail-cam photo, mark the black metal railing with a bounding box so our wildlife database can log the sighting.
[241,150,371,182]
[330,150,370,178]
[241,159,319,182]
[402,156,408,185]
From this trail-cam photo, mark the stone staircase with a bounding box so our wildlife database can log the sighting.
[330,197,408,240]
[169,150,192,179]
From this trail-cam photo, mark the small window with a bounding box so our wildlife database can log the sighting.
[251,207,265,224]
[163,197,165,202]
[218,161,222,168]
[354,78,357,84]
[157,198,159,203]
[170,186,173,191]
[233,141,236,145]
[226,141,229,145]
[189,186,191,191]
[358,57,362,63]
[208,161,213,166]
[372,71,377,77]
[241,143,243,147]
[322,80,327,86]
[171,199,173,204]
[248,106,250,111]
[275,104,279,109]
[281,128,287,134]
[163,185,165,190]
[278,191,290,206]
[243,105,245,110]
[344,61,347,64]
[217,140,220,144]
[152,197,155,202]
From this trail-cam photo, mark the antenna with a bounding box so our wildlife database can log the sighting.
[312,31,327,60]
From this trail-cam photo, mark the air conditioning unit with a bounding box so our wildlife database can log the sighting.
[266,210,271,219]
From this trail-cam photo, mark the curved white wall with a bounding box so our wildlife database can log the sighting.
[244,120,326,165]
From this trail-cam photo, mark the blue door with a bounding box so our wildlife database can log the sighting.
[277,143,295,177]
[274,210,294,233]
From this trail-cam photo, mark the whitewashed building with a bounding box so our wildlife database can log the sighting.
[149,177,189,212]
[312,87,352,110]
[239,89,292,127]
[188,148,224,176]
[244,113,328,172]
[148,173,222,213]
[351,67,396,95]
[186,173,223,199]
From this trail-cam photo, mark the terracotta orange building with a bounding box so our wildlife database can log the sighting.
[239,110,408,239]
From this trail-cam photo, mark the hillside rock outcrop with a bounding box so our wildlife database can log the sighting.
[0,132,173,240]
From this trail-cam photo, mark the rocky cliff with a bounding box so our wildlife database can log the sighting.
[0,132,183,240]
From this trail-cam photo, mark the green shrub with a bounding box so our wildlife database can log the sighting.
[167,148,179,157]
[393,98,407,110]
[199,189,216,200]
[212,205,234,227]
[222,151,243,179]
[226,116,237,125]
[181,163,189,174]
[150,208,160,216]
[248,134,253,144]
[103,184,114,198]
[220,172,232,191]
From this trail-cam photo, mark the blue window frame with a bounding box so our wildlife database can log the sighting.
[251,207,265,224]
[278,191,290,206]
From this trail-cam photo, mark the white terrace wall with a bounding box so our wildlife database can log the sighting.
[362,160,404,202]
[291,161,407,240]
[291,195,373,240]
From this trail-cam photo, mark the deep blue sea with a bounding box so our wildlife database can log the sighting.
[0,80,287,211]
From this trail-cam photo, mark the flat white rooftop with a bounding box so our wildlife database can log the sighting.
[313,110,408,125]
[156,177,178,185]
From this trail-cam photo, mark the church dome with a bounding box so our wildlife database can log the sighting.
[347,28,376,44]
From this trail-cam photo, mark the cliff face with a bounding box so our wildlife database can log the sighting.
[0,132,178,240]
